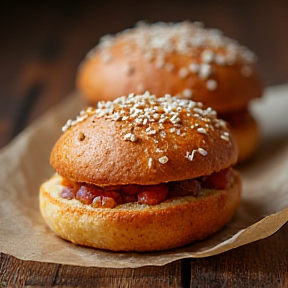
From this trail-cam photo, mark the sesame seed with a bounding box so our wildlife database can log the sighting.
[123,133,137,142]
[206,79,218,91]
[146,129,157,135]
[148,157,153,168]
[201,49,214,63]
[159,156,169,164]
[221,131,230,141]
[199,64,212,79]
[185,150,196,161]
[178,67,189,78]
[198,148,208,156]
[182,89,193,98]
[197,127,208,134]
[189,63,199,73]
[185,147,208,161]
[214,54,226,65]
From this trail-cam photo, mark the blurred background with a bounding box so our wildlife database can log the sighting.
[0,0,288,148]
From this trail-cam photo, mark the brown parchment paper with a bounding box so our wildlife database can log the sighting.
[1,84,288,268]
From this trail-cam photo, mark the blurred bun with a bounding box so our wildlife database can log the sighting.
[228,113,259,163]
[76,21,263,162]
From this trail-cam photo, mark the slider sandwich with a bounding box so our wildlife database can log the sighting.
[40,92,241,251]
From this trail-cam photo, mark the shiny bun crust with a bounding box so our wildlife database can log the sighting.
[40,172,241,251]
[51,93,238,186]
[76,21,262,113]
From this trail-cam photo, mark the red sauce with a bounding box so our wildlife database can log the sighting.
[60,168,234,207]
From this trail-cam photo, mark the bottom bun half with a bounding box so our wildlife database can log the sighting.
[39,173,241,252]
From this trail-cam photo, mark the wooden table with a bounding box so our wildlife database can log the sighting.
[1,1,288,287]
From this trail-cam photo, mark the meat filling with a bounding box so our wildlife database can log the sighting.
[60,168,234,208]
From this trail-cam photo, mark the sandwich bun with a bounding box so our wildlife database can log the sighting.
[40,92,241,251]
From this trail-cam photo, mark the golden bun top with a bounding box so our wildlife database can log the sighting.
[50,92,238,186]
[76,21,263,112]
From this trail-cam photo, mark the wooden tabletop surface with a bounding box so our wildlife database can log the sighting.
[1,1,288,287]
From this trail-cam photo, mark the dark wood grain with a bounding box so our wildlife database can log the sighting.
[0,255,183,287]
[1,1,288,287]
[190,224,288,288]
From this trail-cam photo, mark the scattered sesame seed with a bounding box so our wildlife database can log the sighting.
[185,150,196,161]
[198,148,208,156]
[201,49,214,63]
[62,92,231,165]
[182,89,193,98]
[178,67,189,78]
[221,132,230,141]
[197,127,208,134]
[189,63,199,73]
[95,21,257,91]
[146,129,157,135]
[185,147,208,161]
[148,157,153,168]
[159,156,169,164]
[123,133,137,142]
[206,79,218,91]
[199,64,212,79]
[214,54,226,65]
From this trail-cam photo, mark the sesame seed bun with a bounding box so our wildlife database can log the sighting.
[76,21,262,113]
[76,21,262,162]
[50,93,238,185]
[41,93,241,251]
[39,172,241,251]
